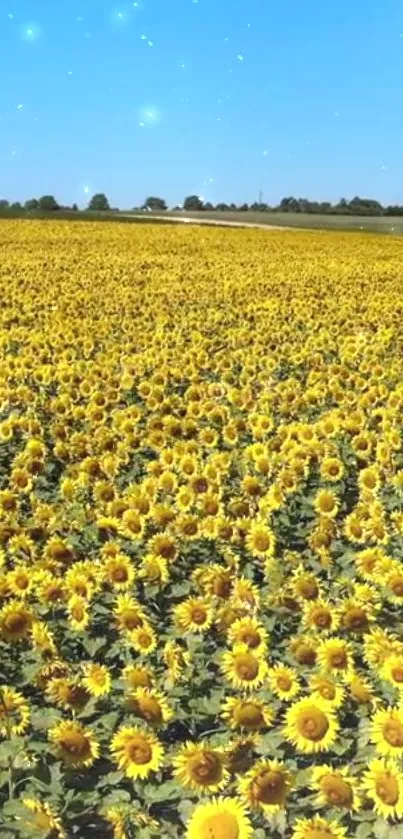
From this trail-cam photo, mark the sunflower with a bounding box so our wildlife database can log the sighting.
[222,645,268,691]
[21,799,66,839]
[110,725,164,780]
[314,489,339,519]
[0,686,30,736]
[7,565,32,597]
[345,673,374,705]
[239,759,292,813]
[245,521,276,558]
[381,653,403,693]
[122,663,154,690]
[49,720,99,768]
[46,677,90,711]
[114,594,145,632]
[67,595,89,631]
[370,707,403,757]
[320,457,344,482]
[0,599,33,642]
[186,797,253,839]
[317,638,354,675]
[103,553,135,590]
[311,764,361,811]
[302,599,338,633]
[82,663,111,697]
[128,623,157,655]
[291,816,348,839]
[139,554,170,586]
[309,674,345,708]
[361,758,403,820]
[126,687,172,727]
[221,696,274,732]
[268,664,301,701]
[290,636,318,666]
[284,697,339,753]
[174,742,229,792]
[174,597,214,633]
[227,617,268,653]
[291,569,319,601]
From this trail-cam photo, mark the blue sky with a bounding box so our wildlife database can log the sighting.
[1,0,403,207]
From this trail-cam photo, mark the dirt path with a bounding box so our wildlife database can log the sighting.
[122,213,295,231]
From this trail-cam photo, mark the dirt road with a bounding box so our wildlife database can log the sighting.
[123,213,294,231]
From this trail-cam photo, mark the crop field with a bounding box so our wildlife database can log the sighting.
[1,220,403,838]
[160,210,403,234]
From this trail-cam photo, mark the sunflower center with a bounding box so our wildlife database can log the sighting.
[137,697,162,724]
[344,607,368,630]
[313,609,332,628]
[297,579,318,599]
[277,675,292,691]
[383,719,403,747]
[298,708,329,741]
[188,753,223,785]
[320,775,353,807]
[329,650,347,668]
[391,578,403,596]
[253,533,272,552]
[59,732,90,758]
[112,567,129,582]
[121,611,142,630]
[239,629,261,649]
[391,666,403,683]
[199,812,239,839]
[3,613,29,634]
[252,770,286,804]
[317,682,336,700]
[127,737,152,764]
[234,653,259,681]
[235,702,264,729]
[213,578,231,598]
[191,607,208,625]
[376,773,399,806]
[295,644,316,665]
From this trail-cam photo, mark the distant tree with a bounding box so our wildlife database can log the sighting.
[203,202,214,211]
[385,205,403,216]
[143,196,167,211]
[10,202,23,211]
[25,198,40,211]
[88,193,110,211]
[38,195,59,212]
[0,199,9,209]
[348,196,383,216]
[331,198,351,215]
[276,197,301,213]
[71,203,79,211]
[183,195,204,211]
[215,203,230,212]
[238,203,249,211]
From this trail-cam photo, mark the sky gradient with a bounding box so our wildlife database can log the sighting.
[1,0,403,207]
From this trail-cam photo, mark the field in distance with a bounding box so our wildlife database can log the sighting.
[128,208,403,234]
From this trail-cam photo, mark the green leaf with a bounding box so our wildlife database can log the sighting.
[374,819,392,839]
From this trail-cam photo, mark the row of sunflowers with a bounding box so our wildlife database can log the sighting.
[0,220,403,838]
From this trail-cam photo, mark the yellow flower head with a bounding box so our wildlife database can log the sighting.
[186,797,253,839]
[110,725,164,780]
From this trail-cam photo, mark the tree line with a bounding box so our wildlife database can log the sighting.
[1,193,403,217]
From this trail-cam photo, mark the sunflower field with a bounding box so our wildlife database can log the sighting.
[1,219,403,838]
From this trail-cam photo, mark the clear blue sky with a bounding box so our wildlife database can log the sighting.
[1,0,402,207]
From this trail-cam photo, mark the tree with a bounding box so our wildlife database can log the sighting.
[183,195,204,211]
[238,203,249,211]
[203,202,214,211]
[10,202,22,210]
[38,195,59,211]
[0,199,9,209]
[88,193,110,211]
[143,196,167,211]
[71,203,78,211]
[25,198,39,212]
